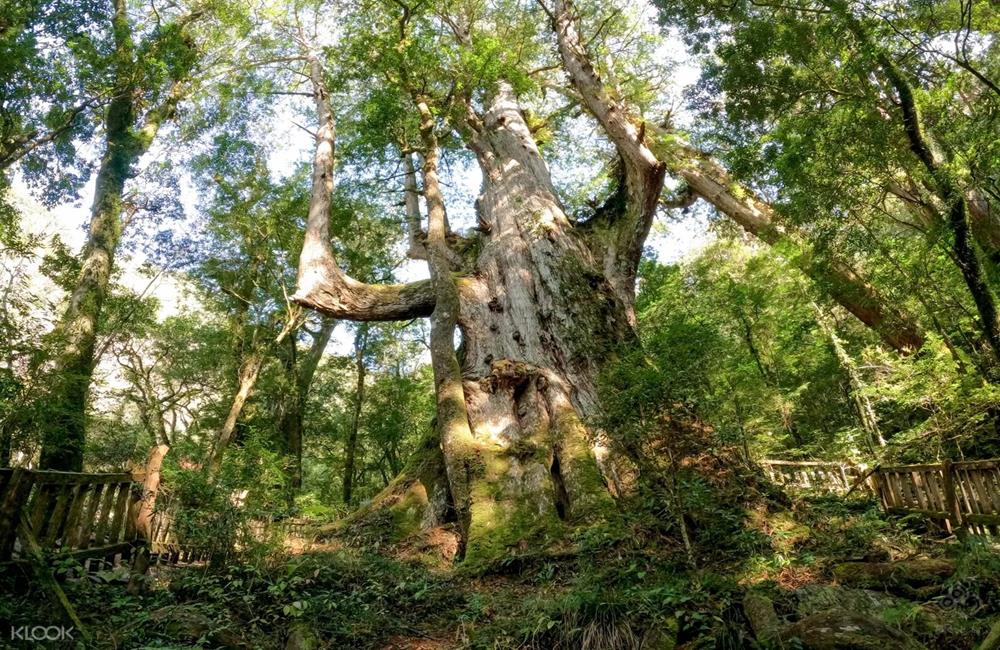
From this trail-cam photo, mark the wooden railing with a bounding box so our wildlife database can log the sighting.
[761,459,873,495]
[0,466,313,569]
[877,459,1000,537]
[144,502,207,564]
[0,468,141,568]
[762,457,1000,538]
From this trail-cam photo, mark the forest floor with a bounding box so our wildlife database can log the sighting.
[2,494,1000,649]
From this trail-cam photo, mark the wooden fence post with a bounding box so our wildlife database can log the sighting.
[17,512,90,643]
[942,459,964,539]
[838,465,850,492]
[872,468,890,511]
[0,469,34,559]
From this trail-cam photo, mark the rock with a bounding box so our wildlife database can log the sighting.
[743,592,781,641]
[795,583,961,642]
[833,559,955,594]
[286,620,320,650]
[794,583,904,618]
[778,609,925,649]
[150,605,247,648]
[640,618,678,650]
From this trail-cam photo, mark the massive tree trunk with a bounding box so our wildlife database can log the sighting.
[37,0,186,470]
[293,1,763,562]
[294,57,628,561]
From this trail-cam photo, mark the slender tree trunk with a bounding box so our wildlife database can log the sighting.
[733,307,803,446]
[0,420,12,467]
[832,0,1000,370]
[38,90,134,469]
[342,324,368,504]
[207,305,302,476]
[278,318,334,492]
[127,443,168,594]
[207,351,265,475]
[814,306,885,452]
[37,0,185,470]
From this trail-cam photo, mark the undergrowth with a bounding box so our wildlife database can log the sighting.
[1,494,998,649]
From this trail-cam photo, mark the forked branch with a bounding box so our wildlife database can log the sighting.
[292,56,435,321]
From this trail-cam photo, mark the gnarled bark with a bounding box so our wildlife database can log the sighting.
[295,15,719,561]
[437,83,626,562]
[295,59,623,561]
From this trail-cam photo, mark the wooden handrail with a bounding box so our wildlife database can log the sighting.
[762,456,1000,538]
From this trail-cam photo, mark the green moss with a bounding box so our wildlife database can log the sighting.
[461,498,568,572]
[503,437,547,465]
[388,483,429,542]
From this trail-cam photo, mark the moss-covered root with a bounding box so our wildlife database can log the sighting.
[317,431,454,549]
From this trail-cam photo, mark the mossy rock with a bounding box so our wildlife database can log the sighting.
[640,618,679,649]
[778,608,925,649]
[285,621,320,650]
[149,604,247,648]
[833,559,955,592]
[794,584,905,618]
[743,592,782,641]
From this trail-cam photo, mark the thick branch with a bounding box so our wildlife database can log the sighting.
[403,153,428,260]
[546,0,665,315]
[292,56,435,321]
[661,139,925,354]
[831,0,1000,365]
[417,96,478,543]
[548,0,661,186]
[547,0,665,273]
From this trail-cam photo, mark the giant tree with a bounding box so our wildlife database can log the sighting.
[286,0,727,562]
